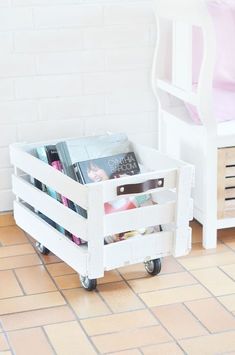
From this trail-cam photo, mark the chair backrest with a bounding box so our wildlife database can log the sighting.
[153,0,209,26]
[152,0,216,128]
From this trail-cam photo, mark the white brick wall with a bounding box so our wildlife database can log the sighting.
[0,0,158,212]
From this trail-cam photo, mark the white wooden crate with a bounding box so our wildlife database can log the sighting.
[10,139,193,279]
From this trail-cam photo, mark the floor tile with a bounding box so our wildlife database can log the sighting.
[0,244,35,258]
[40,253,61,264]
[117,263,150,281]
[218,228,235,241]
[191,267,235,296]
[54,270,123,290]
[46,262,75,277]
[0,270,23,299]
[98,281,144,313]
[141,342,184,355]
[1,216,235,355]
[44,321,97,355]
[91,325,172,353]
[81,309,158,336]
[15,265,57,294]
[97,270,123,284]
[118,257,184,281]
[191,220,202,243]
[185,298,235,333]
[179,251,235,270]
[0,305,75,331]
[0,291,65,315]
[63,288,111,318]
[54,274,81,290]
[0,334,9,351]
[0,254,42,271]
[186,241,230,257]
[152,303,208,339]
[226,241,235,250]
[0,214,15,227]
[7,327,54,355]
[160,256,185,274]
[220,263,235,280]
[140,284,210,307]
[128,271,196,294]
[218,294,235,312]
[179,330,235,355]
[107,350,141,355]
[0,226,28,246]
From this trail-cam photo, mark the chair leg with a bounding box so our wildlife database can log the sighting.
[202,216,217,249]
[202,138,218,249]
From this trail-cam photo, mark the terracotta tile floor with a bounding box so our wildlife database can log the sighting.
[0,215,235,355]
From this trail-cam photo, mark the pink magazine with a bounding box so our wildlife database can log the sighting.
[51,160,84,246]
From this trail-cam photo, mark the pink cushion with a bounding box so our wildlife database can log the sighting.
[186,85,235,124]
[190,0,235,123]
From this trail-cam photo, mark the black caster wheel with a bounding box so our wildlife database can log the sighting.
[144,258,161,276]
[79,275,97,291]
[36,242,50,255]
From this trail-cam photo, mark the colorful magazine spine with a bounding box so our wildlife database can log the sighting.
[36,146,65,235]
[56,141,87,219]
[51,160,84,245]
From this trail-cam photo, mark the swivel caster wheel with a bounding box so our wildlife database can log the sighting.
[144,258,161,276]
[79,275,97,291]
[36,242,50,255]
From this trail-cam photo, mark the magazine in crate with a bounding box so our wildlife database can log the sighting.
[35,133,161,244]
[35,133,132,244]
[36,145,82,244]
[72,151,161,243]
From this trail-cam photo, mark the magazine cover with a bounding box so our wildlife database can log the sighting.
[73,152,140,184]
[56,132,131,170]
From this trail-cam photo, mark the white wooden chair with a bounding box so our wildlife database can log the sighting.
[152,0,235,248]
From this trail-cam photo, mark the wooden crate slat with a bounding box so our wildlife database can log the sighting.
[10,144,88,209]
[225,188,235,199]
[104,231,173,270]
[226,166,235,177]
[225,177,235,188]
[14,201,88,276]
[12,175,88,240]
[104,201,175,235]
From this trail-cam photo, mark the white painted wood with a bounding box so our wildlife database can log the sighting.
[87,183,105,279]
[153,0,210,26]
[10,137,193,280]
[102,169,176,202]
[104,231,173,270]
[12,175,88,240]
[172,22,192,92]
[217,217,235,229]
[175,166,194,226]
[10,143,88,210]
[14,201,88,275]
[173,166,193,256]
[133,142,187,169]
[157,79,197,105]
[105,202,175,235]
[152,0,234,248]
[173,227,192,257]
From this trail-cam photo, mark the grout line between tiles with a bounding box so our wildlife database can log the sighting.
[29,244,102,355]
[12,269,26,296]
[40,326,58,355]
